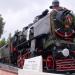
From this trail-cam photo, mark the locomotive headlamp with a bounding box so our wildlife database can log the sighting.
[61,48,69,57]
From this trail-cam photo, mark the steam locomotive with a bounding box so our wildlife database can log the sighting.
[0,9,75,74]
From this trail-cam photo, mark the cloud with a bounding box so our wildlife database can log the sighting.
[1,9,29,38]
[0,0,49,39]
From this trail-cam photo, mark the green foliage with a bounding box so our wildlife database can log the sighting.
[74,15,75,24]
[0,15,5,37]
[0,38,6,47]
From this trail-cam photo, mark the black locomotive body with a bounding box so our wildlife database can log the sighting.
[0,9,75,74]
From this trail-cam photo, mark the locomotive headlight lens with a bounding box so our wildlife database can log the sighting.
[61,48,69,57]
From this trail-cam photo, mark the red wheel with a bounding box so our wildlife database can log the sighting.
[46,55,54,69]
[17,55,24,68]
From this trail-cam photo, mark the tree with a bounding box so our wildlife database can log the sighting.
[0,15,5,37]
[74,14,75,24]
[0,38,6,47]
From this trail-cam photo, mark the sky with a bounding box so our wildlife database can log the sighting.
[0,0,75,40]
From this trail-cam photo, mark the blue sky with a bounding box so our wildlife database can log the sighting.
[0,0,75,40]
